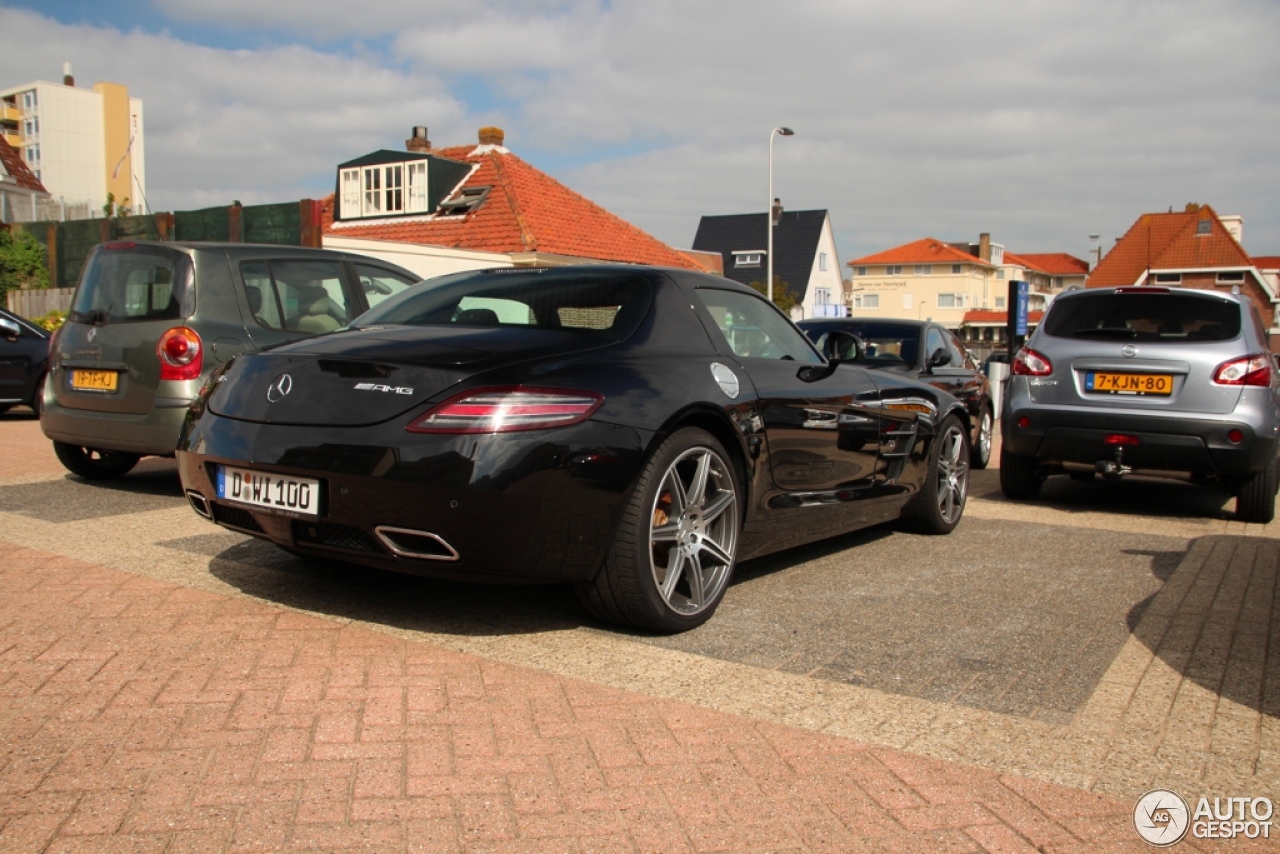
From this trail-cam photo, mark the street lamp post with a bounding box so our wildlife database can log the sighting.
[767,127,794,304]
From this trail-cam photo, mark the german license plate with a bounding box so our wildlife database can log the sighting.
[70,369,118,391]
[1086,372,1173,396]
[216,465,320,518]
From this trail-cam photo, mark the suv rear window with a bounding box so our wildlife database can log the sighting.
[1042,292,1242,342]
[70,245,194,324]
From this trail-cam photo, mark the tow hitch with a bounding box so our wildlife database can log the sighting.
[1095,446,1132,479]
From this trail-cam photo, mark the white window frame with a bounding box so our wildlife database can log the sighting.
[24,143,38,164]
[1153,273,1182,284]
[936,293,967,309]
[995,296,1006,309]
[851,293,879,309]
[855,266,867,276]
[952,264,962,274]
[914,265,932,275]
[21,90,36,111]
[814,288,830,305]
[886,265,903,275]
[406,162,428,212]
[340,168,361,217]
[1216,271,1245,284]
[819,252,828,272]
[733,252,763,267]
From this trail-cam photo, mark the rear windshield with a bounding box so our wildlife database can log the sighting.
[1042,293,1242,342]
[70,245,194,324]
[354,268,654,342]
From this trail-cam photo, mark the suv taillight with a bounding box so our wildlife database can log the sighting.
[406,386,603,434]
[157,326,203,381]
[1213,353,1272,387]
[1012,347,1053,376]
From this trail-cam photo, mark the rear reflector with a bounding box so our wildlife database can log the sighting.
[1212,353,1271,387]
[1227,429,1245,444]
[1105,434,1139,446]
[407,386,603,434]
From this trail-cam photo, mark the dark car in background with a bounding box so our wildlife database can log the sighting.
[0,307,49,416]
[798,318,995,468]
[178,266,973,632]
[1001,286,1280,522]
[40,240,419,479]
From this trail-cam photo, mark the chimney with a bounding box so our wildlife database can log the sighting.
[62,61,74,87]
[1219,214,1243,245]
[478,126,505,146]
[978,233,991,262]
[405,126,431,153]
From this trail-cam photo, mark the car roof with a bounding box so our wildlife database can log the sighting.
[798,317,929,328]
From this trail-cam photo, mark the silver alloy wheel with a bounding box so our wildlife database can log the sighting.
[648,446,739,616]
[977,410,993,460]
[936,423,970,524]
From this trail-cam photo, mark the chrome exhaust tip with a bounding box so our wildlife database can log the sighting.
[374,526,460,561]
[186,490,212,519]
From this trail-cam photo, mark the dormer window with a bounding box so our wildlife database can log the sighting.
[438,185,491,216]
[733,252,763,267]
[335,150,470,222]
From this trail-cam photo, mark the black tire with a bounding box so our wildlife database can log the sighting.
[574,427,741,633]
[53,441,141,480]
[901,414,970,535]
[1235,456,1277,524]
[970,407,994,470]
[1000,447,1044,499]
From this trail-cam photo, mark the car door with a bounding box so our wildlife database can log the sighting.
[0,311,47,406]
[691,287,885,497]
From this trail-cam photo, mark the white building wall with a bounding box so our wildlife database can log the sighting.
[791,215,845,320]
[29,82,105,209]
[322,236,509,281]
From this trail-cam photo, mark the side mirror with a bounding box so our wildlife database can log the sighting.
[0,317,20,340]
[927,347,951,369]
[823,330,864,363]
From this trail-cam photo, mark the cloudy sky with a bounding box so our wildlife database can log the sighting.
[3,0,1278,265]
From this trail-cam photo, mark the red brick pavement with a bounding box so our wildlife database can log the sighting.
[0,540,1162,853]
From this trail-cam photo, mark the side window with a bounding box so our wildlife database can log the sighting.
[242,260,353,334]
[925,327,947,364]
[355,264,419,310]
[694,288,822,364]
[946,332,969,369]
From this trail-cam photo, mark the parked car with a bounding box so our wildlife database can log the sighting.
[1000,286,1280,522]
[40,240,420,479]
[177,266,973,632]
[797,318,995,468]
[0,307,50,416]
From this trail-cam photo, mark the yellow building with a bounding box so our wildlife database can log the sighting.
[0,64,145,219]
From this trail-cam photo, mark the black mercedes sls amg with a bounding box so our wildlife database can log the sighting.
[178,266,971,632]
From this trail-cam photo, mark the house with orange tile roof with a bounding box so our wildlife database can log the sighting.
[0,134,49,223]
[321,126,700,279]
[1086,203,1277,343]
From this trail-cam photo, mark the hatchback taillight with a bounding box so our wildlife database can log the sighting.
[157,326,203,381]
[1213,353,1272,387]
[406,386,604,434]
[1012,347,1053,376]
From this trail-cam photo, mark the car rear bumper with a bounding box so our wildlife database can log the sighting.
[1001,403,1278,481]
[176,413,650,583]
[40,392,192,456]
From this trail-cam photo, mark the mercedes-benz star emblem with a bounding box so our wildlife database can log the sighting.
[266,373,293,403]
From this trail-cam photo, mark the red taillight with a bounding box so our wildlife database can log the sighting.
[1012,347,1053,376]
[1105,434,1139,446]
[407,386,603,434]
[1213,354,1271,387]
[157,326,203,381]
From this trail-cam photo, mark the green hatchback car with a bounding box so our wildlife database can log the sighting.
[41,240,421,478]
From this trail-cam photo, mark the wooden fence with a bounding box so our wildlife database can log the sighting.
[6,287,75,318]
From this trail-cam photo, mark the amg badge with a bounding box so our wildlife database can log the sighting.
[354,383,414,395]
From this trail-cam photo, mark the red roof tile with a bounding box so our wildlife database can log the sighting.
[1251,256,1280,270]
[849,238,993,268]
[1087,204,1253,287]
[0,136,47,194]
[323,144,697,270]
[1004,252,1089,276]
[962,309,1045,325]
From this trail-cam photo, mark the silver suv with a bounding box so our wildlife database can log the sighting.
[1000,286,1280,522]
[41,241,419,479]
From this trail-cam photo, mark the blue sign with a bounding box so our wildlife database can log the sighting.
[1014,280,1029,336]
